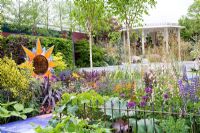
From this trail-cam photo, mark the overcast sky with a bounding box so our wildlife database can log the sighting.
[143,0,194,24]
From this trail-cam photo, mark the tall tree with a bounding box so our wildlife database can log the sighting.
[53,0,69,31]
[179,0,200,42]
[71,0,107,68]
[41,0,53,30]
[0,0,11,31]
[26,0,41,35]
[2,0,39,32]
[108,0,156,63]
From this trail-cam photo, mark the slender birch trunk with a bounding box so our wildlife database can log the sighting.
[126,25,131,64]
[89,31,93,68]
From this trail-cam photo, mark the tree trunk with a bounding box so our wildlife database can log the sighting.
[123,31,126,63]
[47,8,49,30]
[59,2,63,31]
[89,31,93,68]
[126,25,131,64]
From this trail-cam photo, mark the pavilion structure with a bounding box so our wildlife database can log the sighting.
[122,23,184,61]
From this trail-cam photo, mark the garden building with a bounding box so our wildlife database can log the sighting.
[122,23,184,61]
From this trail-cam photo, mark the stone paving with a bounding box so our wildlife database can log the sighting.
[0,114,52,133]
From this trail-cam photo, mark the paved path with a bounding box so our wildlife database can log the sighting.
[0,114,52,133]
[80,61,199,72]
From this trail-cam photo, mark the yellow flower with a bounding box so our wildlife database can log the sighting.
[72,72,80,79]
[131,95,136,101]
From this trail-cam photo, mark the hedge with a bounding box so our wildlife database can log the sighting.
[1,23,62,38]
[74,40,107,67]
[0,35,73,67]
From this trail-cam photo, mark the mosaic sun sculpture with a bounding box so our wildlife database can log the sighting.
[22,39,55,77]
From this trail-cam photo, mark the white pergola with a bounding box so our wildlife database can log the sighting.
[122,23,184,61]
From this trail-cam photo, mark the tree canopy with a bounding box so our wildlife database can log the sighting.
[108,0,156,63]
[179,0,200,42]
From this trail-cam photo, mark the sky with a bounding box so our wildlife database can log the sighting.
[143,0,194,24]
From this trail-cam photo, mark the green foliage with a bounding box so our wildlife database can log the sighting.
[179,0,200,42]
[129,118,162,133]
[190,41,200,59]
[56,90,107,116]
[71,0,108,67]
[0,35,73,66]
[160,116,189,133]
[0,101,34,124]
[102,97,134,119]
[75,40,107,67]
[71,0,107,35]
[108,0,156,27]
[53,52,67,74]
[0,57,31,102]
[36,91,110,133]
[35,114,111,133]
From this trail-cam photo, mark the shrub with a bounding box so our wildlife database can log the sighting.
[53,52,68,74]
[0,35,73,67]
[75,40,107,67]
[0,101,34,124]
[190,40,200,60]
[2,23,61,37]
[0,57,31,102]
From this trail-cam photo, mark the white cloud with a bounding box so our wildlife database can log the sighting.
[143,0,194,24]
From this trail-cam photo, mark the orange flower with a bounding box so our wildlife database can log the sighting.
[114,84,122,92]
[125,82,132,90]
[92,82,97,89]
[132,81,136,91]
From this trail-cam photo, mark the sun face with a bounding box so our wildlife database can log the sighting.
[22,39,55,77]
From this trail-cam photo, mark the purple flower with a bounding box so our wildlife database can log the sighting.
[142,95,148,101]
[44,76,48,81]
[163,93,169,100]
[182,65,188,82]
[127,101,136,108]
[120,93,126,98]
[111,101,114,107]
[59,70,71,81]
[50,75,58,82]
[140,101,146,107]
[178,80,185,97]
[145,87,152,94]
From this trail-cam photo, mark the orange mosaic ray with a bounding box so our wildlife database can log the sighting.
[22,38,55,78]
[45,46,54,59]
[49,61,56,68]
[22,46,35,61]
[36,39,43,55]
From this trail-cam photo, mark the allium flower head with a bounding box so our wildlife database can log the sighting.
[163,93,169,100]
[120,93,125,98]
[127,101,136,108]
[145,87,152,94]
[140,101,146,107]
[142,95,148,101]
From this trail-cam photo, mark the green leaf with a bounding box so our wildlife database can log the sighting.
[0,113,11,118]
[67,105,78,116]
[21,115,27,119]
[0,106,9,114]
[10,111,21,117]
[14,103,24,111]
[56,105,66,113]
[23,108,34,114]
[0,101,17,107]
